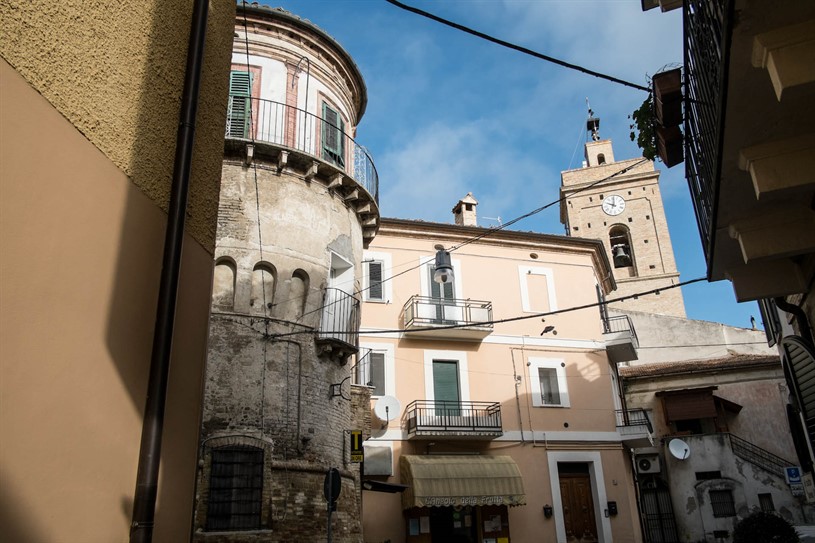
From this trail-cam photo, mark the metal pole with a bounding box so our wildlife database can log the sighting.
[130,0,209,541]
[327,472,333,543]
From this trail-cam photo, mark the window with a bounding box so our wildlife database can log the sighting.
[321,102,345,167]
[695,471,722,481]
[609,226,634,269]
[758,493,775,512]
[428,265,456,322]
[365,260,385,302]
[423,349,470,406]
[357,343,395,397]
[528,358,569,407]
[227,71,253,138]
[709,489,736,518]
[518,266,558,313]
[206,446,263,531]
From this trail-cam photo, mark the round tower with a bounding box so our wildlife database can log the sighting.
[194,4,379,541]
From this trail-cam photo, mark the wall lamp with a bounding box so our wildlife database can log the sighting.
[433,249,454,284]
[543,504,553,518]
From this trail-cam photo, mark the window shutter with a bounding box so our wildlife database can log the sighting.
[367,261,384,301]
[429,266,455,301]
[227,71,252,138]
[369,352,386,395]
[321,103,345,167]
[432,361,460,403]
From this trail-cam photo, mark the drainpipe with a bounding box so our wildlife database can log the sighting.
[130,1,209,541]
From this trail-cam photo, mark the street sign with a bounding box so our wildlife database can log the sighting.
[324,467,341,511]
[785,466,802,485]
[350,430,363,463]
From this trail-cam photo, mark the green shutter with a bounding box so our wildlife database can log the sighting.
[321,103,345,167]
[433,360,460,416]
[227,71,252,138]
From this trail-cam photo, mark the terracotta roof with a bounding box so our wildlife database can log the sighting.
[619,353,780,379]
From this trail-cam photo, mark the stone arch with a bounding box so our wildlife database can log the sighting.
[609,224,635,272]
[251,261,277,312]
[212,257,237,309]
[289,269,310,320]
[597,153,606,165]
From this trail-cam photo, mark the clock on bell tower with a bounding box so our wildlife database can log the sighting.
[560,114,686,318]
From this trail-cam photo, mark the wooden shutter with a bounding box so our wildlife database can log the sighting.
[322,103,345,167]
[227,71,252,138]
[367,261,384,301]
[369,352,386,395]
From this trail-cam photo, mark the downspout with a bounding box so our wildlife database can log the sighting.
[130,1,209,541]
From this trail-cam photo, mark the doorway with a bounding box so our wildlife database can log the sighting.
[558,464,598,543]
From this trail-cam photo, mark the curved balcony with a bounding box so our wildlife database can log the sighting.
[225,95,380,244]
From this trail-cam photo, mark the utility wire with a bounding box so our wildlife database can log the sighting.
[267,276,706,339]
[384,0,651,92]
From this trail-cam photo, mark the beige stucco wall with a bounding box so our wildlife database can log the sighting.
[0,0,234,539]
[0,0,235,251]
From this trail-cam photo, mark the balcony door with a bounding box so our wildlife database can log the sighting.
[323,253,354,340]
[433,360,460,417]
[428,266,457,323]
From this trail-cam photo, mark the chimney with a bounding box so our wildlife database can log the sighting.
[452,193,478,226]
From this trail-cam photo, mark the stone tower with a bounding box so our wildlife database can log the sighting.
[560,117,686,317]
[193,5,379,541]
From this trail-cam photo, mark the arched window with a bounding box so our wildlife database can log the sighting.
[206,445,263,531]
[597,153,606,165]
[251,262,276,312]
[212,258,236,309]
[609,226,634,270]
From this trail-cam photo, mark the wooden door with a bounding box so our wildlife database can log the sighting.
[559,473,598,542]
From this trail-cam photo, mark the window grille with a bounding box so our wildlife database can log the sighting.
[206,446,263,531]
[758,493,775,512]
[709,489,736,518]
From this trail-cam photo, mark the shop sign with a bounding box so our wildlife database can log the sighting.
[419,495,522,507]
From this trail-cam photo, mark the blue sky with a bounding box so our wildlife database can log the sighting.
[276,0,760,330]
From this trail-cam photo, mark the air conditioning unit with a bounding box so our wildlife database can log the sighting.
[636,454,661,474]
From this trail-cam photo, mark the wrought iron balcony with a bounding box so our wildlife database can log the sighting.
[225,95,379,204]
[402,295,493,340]
[616,408,653,448]
[405,400,503,439]
[316,288,360,362]
[683,0,729,263]
[603,314,639,363]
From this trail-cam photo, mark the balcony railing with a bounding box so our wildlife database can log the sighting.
[402,295,493,339]
[603,314,639,345]
[683,0,731,261]
[405,400,503,438]
[226,95,379,204]
[616,408,653,433]
[317,288,360,357]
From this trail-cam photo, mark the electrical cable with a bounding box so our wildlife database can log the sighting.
[267,276,706,339]
[384,0,651,92]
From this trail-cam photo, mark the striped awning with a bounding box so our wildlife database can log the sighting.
[400,455,526,509]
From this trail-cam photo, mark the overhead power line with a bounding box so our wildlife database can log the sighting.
[384,0,651,93]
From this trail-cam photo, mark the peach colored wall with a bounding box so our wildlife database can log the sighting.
[359,224,641,543]
[1,58,213,542]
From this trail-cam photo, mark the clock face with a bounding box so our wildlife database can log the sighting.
[602,195,626,216]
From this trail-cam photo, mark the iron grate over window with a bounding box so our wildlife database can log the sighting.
[206,446,264,531]
[758,493,775,512]
[709,489,736,518]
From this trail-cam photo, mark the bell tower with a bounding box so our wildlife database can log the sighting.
[560,111,686,318]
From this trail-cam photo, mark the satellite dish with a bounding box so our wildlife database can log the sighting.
[668,438,690,460]
[374,395,401,421]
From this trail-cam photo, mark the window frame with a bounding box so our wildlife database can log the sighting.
[321,101,345,168]
[518,266,558,313]
[227,70,254,139]
[362,251,392,303]
[709,489,736,518]
[423,349,470,403]
[528,357,570,408]
[358,342,395,398]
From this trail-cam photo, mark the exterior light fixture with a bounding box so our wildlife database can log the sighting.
[543,504,553,518]
[433,249,454,284]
